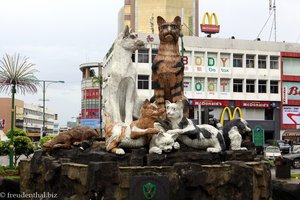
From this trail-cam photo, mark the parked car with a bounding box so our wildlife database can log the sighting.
[277,140,291,154]
[283,152,300,169]
[264,146,282,160]
[292,145,300,153]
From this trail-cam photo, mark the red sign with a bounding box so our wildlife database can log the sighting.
[83,89,99,99]
[200,24,220,34]
[235,101,270,108]
[190,100,229,107]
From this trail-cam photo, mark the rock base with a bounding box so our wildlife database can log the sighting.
[19,147,272,200]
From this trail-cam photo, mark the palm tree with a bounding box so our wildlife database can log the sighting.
[92,73,103,137]
[0,53,39,168]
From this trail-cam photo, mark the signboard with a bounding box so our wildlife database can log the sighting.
[190,99,229,107]
[0,119,4,129]
[253,125,264,146]
[80,119,100,128]
[84,89,99,99]
[130,176,169,200]
[201,12,220,34]
[235,101,270,108]
[282,82,300,101]
[282,86,288,105]
[283,106,300,124]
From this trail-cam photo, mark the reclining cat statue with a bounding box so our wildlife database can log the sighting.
[105,100,162,155]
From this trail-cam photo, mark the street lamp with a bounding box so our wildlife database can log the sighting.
[38,80,64,137]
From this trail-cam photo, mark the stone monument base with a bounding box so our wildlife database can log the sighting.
[20,145,271,200]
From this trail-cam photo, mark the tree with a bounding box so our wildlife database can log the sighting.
[92,73,103,137]
[0,53,39,168]
[6,127,27,137]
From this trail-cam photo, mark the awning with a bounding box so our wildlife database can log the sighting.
[283,130,300,137]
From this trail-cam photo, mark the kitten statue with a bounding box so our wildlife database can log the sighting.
[105,100,161,155]
[149,122,180,154]
[165,100,226,153]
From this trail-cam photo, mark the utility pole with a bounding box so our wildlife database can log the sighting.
[38,80,64,137]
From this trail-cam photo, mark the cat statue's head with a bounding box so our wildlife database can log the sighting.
[157,16,181,43]
[153,130,177,153]
[117,25,144,52]
[165,100,184,121]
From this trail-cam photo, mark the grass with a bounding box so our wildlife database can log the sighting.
[0,166,19,177]
[291,173,300,180]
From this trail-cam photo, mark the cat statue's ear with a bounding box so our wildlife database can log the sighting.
[173,16,181,27]
[165,100,172,107]
[176,100,184,109]
[157,16,166,27]
[123,25,130,38]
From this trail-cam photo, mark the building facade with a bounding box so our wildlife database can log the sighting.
[0,98,56,140]
[119,0,199,36]
[103,33,300,142]
[281,52,300,142]
[79,62,102,129]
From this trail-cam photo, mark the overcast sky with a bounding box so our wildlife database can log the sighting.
[0,0,299,126]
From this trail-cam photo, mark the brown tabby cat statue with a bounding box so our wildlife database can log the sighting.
[151,16,188,116]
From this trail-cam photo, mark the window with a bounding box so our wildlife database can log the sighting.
[138,75,149,89]
[131,52,135,62]
[246,55,255,68]
[207,78,217,92]
[207,53,217,67]
[270,56,279,69]
[220,53,230,67]
[246,80,255,93]
[258,55,267,69]
[233,54,243,68]
[194,77,205,92]
[265,108,274,120]
[137,48,149,63]
[220,78,230,92]
[183,77,192,91]
[151,49,158,62]
[258,80,267,93]
[270,80,279,93]
[233,79,243,92]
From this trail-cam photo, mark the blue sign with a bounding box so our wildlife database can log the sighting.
[80,119,100,129]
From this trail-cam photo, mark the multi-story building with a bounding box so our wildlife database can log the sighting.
[119,0,199,36]
[281,52,300,142]
[103,33,300,142]
[79,62,102,129]
[0,98,56,141]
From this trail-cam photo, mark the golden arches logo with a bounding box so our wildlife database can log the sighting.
[201,12,220,34]
[220,107,243,125]
[202,12,219,26]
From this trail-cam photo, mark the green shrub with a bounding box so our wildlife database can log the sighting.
[39,135,56,147]
[14,136,34,157]
[0,141,10,155]
[6,127,27,137]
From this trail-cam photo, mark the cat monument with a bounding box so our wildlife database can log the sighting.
[151,16,188,115]
[105,100,162,155]
[150,100,226,154]
[104,25,144,124]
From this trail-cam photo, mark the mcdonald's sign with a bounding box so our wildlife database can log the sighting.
[201,12,220,34]
[220,107,243,125]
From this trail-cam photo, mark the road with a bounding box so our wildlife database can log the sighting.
[0,155,29,167]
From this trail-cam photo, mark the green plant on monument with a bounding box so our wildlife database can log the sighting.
[0,53,39,168]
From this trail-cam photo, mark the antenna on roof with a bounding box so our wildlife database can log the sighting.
[256,0,277,42]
